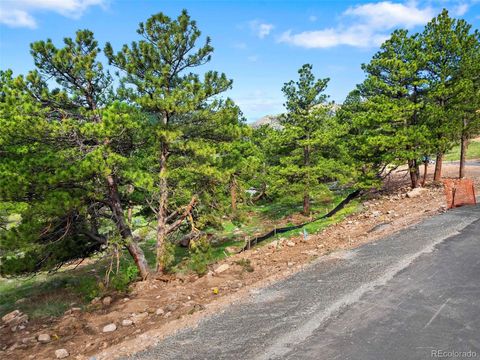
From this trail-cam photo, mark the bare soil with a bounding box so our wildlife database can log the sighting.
[1,162,479,360]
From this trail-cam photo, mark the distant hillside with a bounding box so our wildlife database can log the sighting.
[250,114,283,129]
[250,103,341,129]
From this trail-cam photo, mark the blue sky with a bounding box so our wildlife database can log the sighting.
[0,1,479,122]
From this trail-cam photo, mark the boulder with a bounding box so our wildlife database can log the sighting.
[102,296,112,306]
[37,334,51,343]
[2,310,28,327]
[55,349,69,359]
[102,323,117,333]
[406,187,427,198]
[2,310,20,324]
[214,264,230,274]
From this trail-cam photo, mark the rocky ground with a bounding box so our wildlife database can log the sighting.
[1,162,479,360]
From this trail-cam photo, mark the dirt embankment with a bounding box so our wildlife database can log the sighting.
[1,162,478,360]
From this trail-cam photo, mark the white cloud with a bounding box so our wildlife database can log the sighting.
[343,1,434,29]
[249,20,274,38]
[0,9,36,28]
[279,1,435,49]
[0,0,107,29]
[452,3,469,15]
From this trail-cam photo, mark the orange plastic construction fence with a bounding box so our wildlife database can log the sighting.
[443,178,477,209]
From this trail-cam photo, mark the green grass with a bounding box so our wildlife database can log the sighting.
[0,250,145,319]
[266,200,360,242]
[444,141,480,161]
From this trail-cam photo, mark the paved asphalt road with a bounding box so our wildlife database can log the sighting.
[127,205,480,360]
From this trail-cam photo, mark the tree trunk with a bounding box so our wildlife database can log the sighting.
[303,192,310,216]
[106,174,150,280]
[303,144,311,216]
[230,175,237,212]
[156,141,169,273]
[421,160,428,187]
[408,159,419,188]
[433,153,443,182]
[459,134,468,179]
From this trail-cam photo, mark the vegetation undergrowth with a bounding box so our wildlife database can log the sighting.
[444,141,480,161]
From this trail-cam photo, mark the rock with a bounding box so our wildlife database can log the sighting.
[121,319,133,327]
[2,310,28,327]
[64,307,81,316]
[102,296,112,306]
[406,187,427,198]
[214,264,230,274]
[2,310,20,324]
[102,323,117,333]
[37,333,51,343]
[225,246,240,254]
[287,262,294,267]
[301,250,318,256]
[55,348,69,359]
[370,210,382,217]
[132,312,149,324]
[286,241,295,247]
[90,297,100,304]
[387,210,395,215]
[155,308,165,316]
[22,336,36,345]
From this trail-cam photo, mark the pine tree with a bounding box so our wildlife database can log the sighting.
[274,64,352,215]
[0,31,151,278]
[352,30,430,188]
[105,10,236,273]
[422,9,479,181]
[454,31,480,178]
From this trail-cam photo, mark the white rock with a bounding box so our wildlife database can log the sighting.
[55,348,69,359]
[214,264,230,274]
[102,296,112,306]
[286,241,295,247]
[37,333,51,343]
[102,323,117,333]
[406,187,427,198]
[121,319,133,327]
[371,210,382,217]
